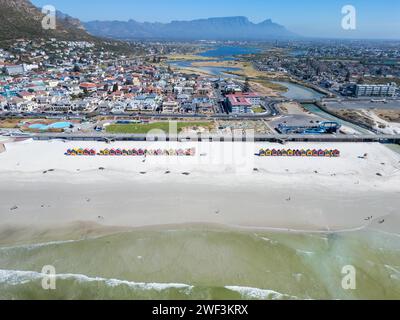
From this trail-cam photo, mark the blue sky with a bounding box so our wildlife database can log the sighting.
[32,0,400,39]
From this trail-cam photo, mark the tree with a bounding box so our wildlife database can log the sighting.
[72,65,81,73]
[345,71,351,82]
[112,83,119,92]
[243,77,250,93]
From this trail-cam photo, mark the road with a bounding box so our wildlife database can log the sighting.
[8,132,400,144]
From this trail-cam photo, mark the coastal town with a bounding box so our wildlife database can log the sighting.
[1,38,400,139]
[1,0,400,303]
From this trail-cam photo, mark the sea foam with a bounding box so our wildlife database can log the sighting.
[225,285,298,300]
[0,269,193,293]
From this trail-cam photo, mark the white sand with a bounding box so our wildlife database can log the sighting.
[0,139,400,238]
[365,110,400,135]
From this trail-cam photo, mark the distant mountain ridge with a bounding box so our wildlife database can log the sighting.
[84,16,298,40]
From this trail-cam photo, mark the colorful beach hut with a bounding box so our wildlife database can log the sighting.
[332,149,340,157]
[324,149,332,157]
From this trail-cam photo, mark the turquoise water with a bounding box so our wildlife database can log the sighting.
[28,124,48,130]
[0,228,399,300]
[169,60,241,76]
[29,122,73,130]
[49,122,73,129]
[272,81,325,101]
[199,46,261,58]
[169,46,260,76]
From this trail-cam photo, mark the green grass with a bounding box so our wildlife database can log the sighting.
[105,122,213,134]
[252,106,266,114]
[253,78,289,92]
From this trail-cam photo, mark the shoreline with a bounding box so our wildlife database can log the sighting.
[1,217,399,248]
[2,220,399,300]
[1,139,400,246]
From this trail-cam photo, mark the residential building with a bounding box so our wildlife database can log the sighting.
[354,83,397,97]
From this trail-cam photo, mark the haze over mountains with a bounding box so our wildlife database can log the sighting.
[0,0,297,42]
[84,16,298,41]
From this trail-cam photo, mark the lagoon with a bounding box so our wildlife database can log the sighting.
[199,46,261,58]
[169,45,261,76]
[29,122,73,131]
[272,81,325,101]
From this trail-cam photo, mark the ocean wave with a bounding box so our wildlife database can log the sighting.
[385,265,400,274]
[225,286,299,300]
[0,269,301,300]
[260,237,279,245]
[295,249,315,256]
[385,265,400,280]
[0,240,80,251]
[0,269,193,293]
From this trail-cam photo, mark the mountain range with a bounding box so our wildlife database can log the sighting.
[84,16,298,41]
[0,1,297,42]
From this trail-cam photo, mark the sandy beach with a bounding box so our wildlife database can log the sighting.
[1,138,400,300]
[0,139,400,242]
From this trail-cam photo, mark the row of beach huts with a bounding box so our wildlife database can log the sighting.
[65,148,196,157]
[64,148,341,158]
[258,149,340,157]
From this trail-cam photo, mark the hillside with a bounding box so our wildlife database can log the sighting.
[0,0,95,41]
